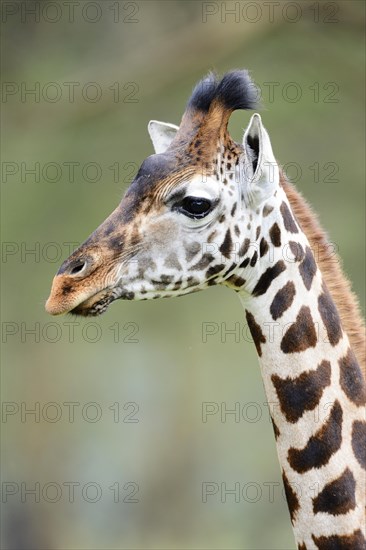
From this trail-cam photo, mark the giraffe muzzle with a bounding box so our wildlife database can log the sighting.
[45,252,121,317]
[45,283,115,316]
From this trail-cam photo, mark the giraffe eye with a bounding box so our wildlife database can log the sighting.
[178,196,213,219]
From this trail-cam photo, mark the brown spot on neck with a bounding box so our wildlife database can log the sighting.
[272,360,331,423]
[288,400,343,473]
[245,310,266,357]
[339,348,366,406]
[270,281,296,320]
[351,420,366,470]
[312,529,366,550]
[282,471,300,524]
[280,305,317,354]
[312,467,356,516]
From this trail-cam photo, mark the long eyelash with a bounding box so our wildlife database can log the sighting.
[166,189,187,205]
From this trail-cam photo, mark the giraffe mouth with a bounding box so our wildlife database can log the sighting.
[46,274,135,316]
[70,288,120,317]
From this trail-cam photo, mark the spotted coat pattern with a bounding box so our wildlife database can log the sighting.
[242,191,366,549]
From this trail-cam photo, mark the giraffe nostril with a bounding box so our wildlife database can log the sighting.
[69,260,87,276]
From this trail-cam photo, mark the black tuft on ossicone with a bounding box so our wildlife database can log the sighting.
[187,70,258,113]
[217,70,258,111]
[188,72,218,112]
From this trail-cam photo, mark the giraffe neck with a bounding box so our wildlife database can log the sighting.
[237,190,366,549]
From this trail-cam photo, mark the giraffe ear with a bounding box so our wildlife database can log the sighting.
[242,113,279,204]
[148,120,179,154]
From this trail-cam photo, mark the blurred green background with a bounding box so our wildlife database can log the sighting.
[1,1,365,549]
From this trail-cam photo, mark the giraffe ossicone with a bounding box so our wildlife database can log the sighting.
[46,70,366,550]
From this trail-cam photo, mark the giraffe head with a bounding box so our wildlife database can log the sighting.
[46,70,280,316]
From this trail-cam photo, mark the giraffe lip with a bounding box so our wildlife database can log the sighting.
[69,289,117,317]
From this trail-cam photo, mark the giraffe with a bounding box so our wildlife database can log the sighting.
[45,70,366,549]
